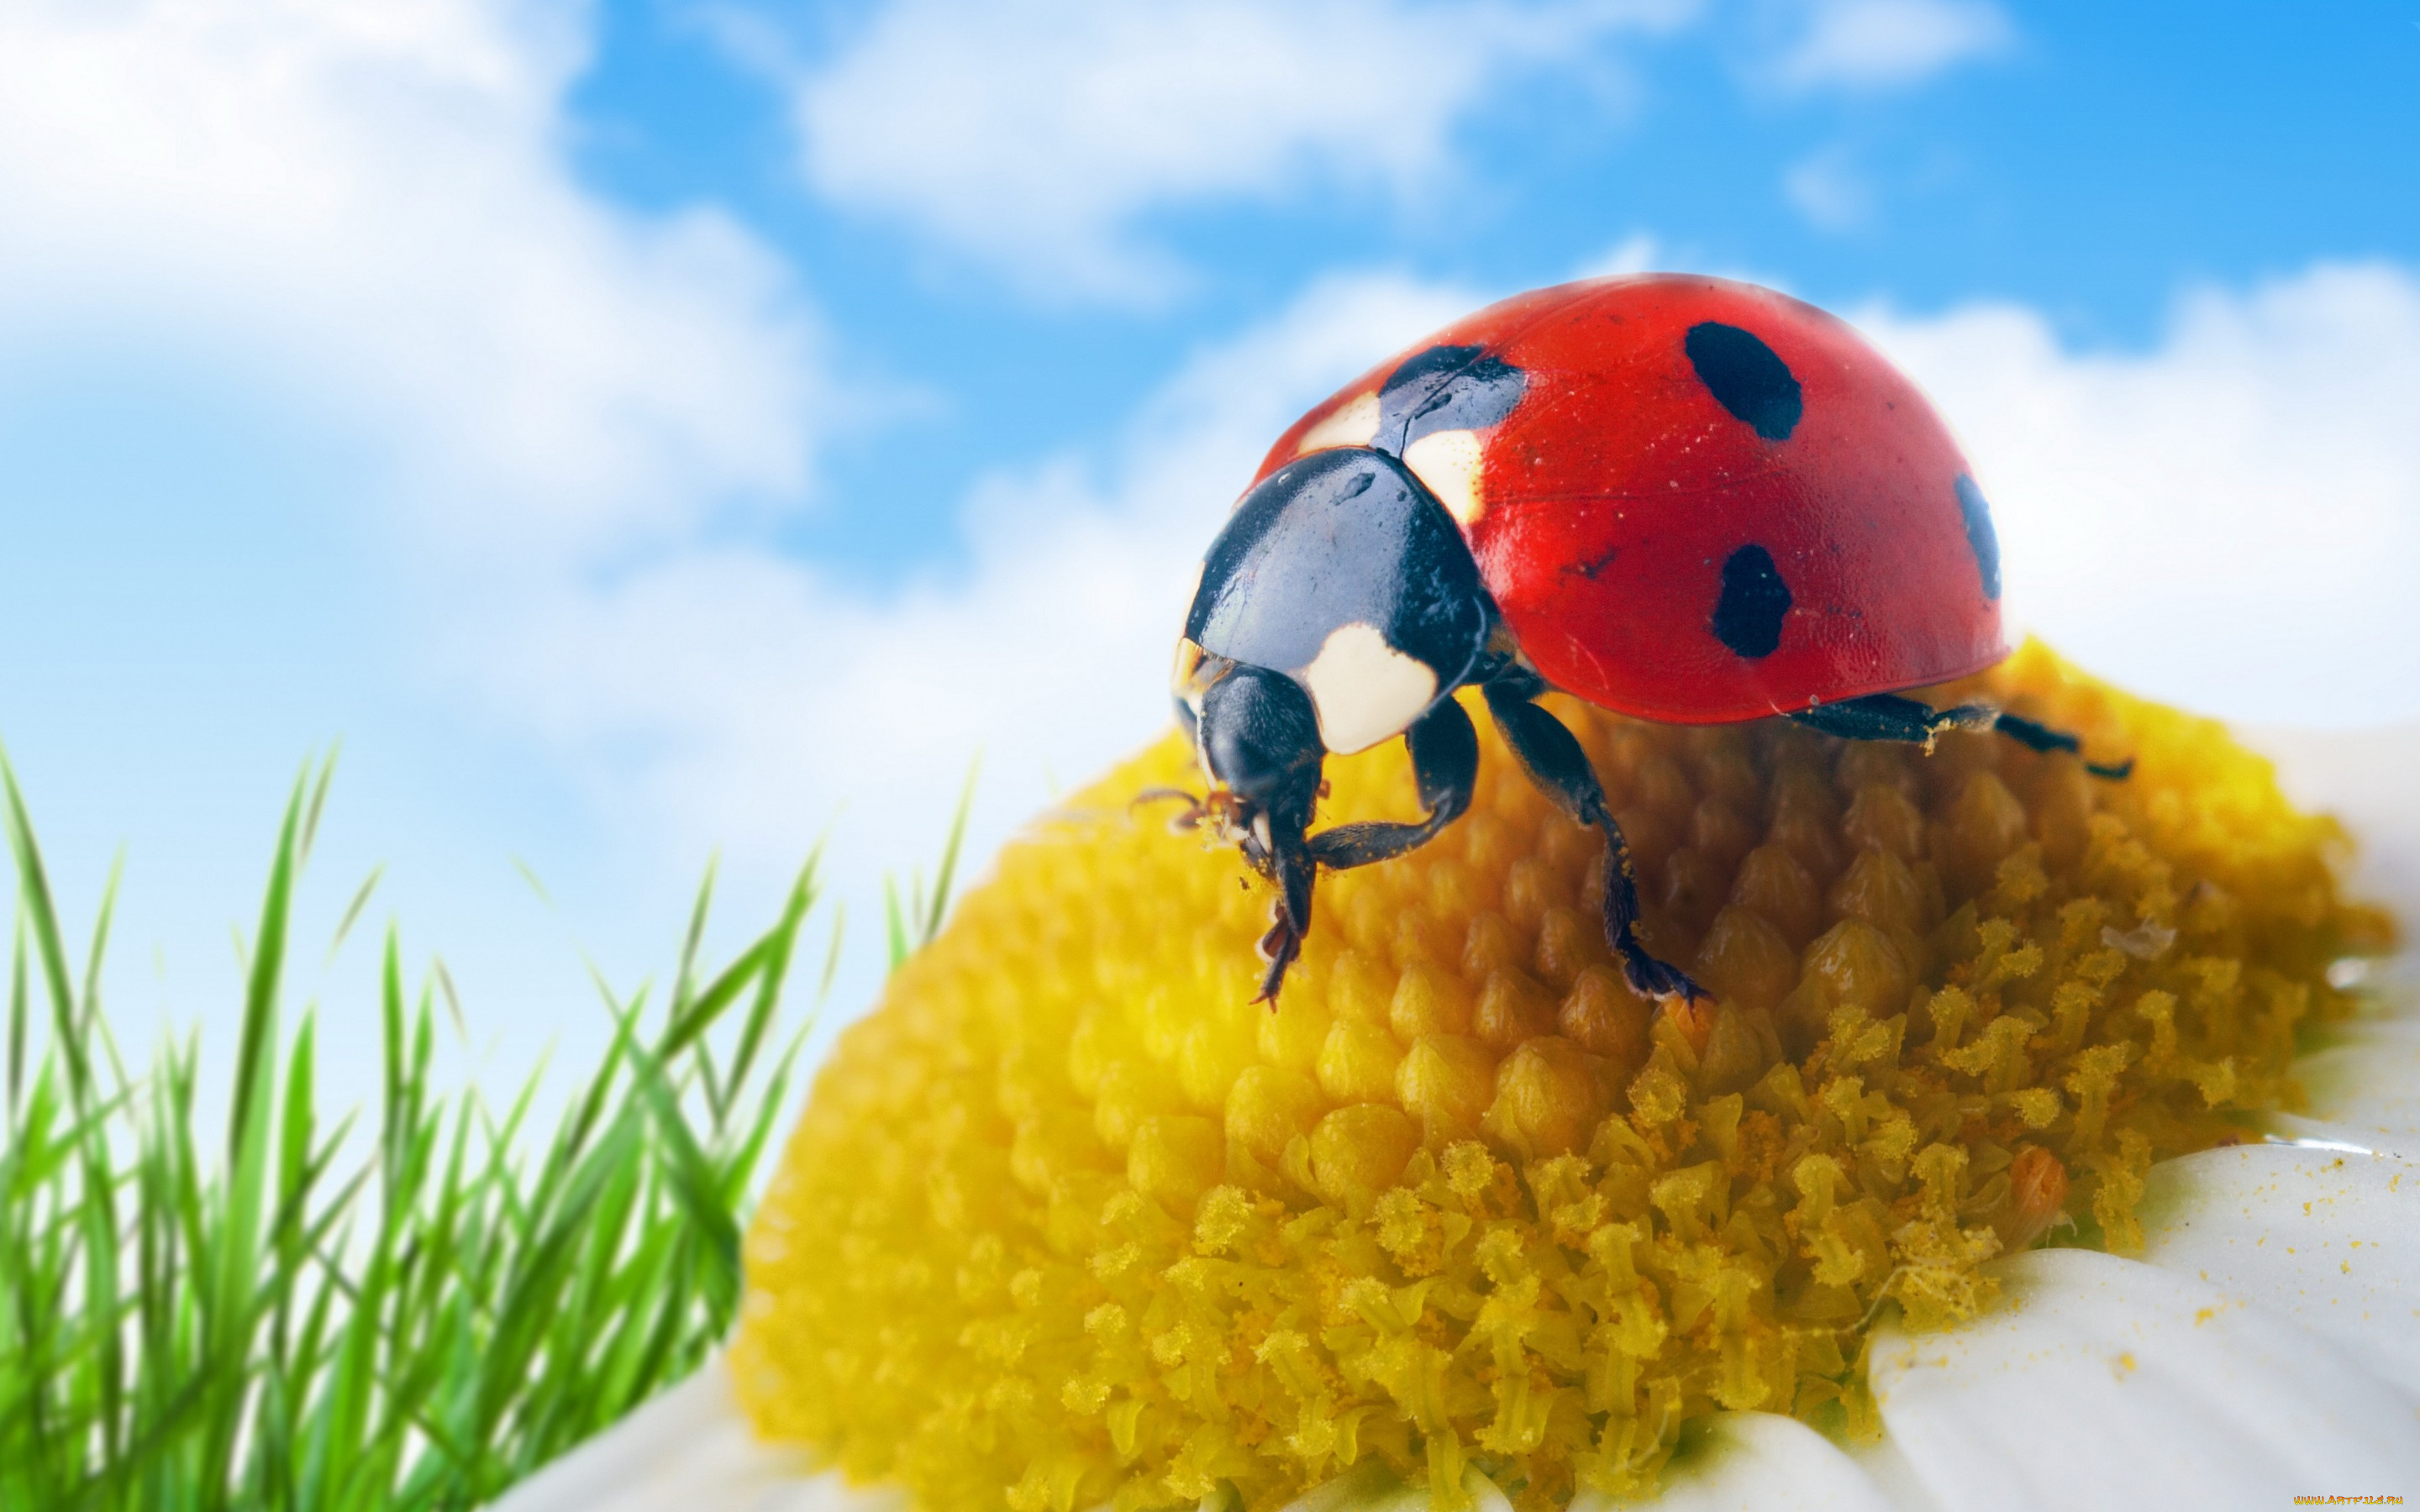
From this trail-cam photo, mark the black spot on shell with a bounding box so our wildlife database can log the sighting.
[1377,344,1526,454]
[1712,544,1792,659]
[1954,474,2002,601]
[1684,323,1802,441]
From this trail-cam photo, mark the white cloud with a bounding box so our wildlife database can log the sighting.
[1860,261,2420,727]
[1768,0,2012,92]
[476,270,1482,1005]
[1575,231,1666,278]
[0,0,825,559]
[5,0,2408,1046]
[486,257,2420,1028]
[1783,143,1875,230]
[1569,232,1784,291]
[783,0,1698,301]
[0,0,844,1097]
[514,258,2420,886]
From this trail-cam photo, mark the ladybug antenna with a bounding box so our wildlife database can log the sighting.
[1129,786,1209,832]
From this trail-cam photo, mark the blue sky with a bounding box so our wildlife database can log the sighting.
[571,0,2420,575]
[2,0,2417,1110]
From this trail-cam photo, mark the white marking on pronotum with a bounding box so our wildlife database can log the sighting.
[1298,622,1438,755]
[1294,391,1381,455]
[1402,428,1486,525]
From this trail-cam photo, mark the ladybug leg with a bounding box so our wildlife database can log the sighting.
[1306,696,1480,870]
[1791,694,2133,780]
[1480,676,1707,1005]
[1787,690,1992,745]
[1253,826,1317,1004]
[1991,711,2134,780]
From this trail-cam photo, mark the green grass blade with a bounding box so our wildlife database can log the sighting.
[299,743,339,869]
[724,851,818,1120]
[817,901,845,1009]
[628,1040,739,1323]
[1,748,87,1093]
[673,855,718,1018]
[230,771,304,1160]
[0,752,834,1509]
[509,855,554,908]
[922,756,981,946]
[883,875,908,974]
[9,905,25,1114]
[78,848,123,1044]
[326,864,384,965]
[430,957,467,1043]
[655,939,771,1064]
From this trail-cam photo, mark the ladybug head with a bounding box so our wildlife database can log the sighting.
[1172,446,1495,850]
[1169,659,1323,864]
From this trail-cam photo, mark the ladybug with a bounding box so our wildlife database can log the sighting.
[1168,274,2127,1005]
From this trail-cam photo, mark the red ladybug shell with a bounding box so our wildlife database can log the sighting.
[1252,275,2007,725]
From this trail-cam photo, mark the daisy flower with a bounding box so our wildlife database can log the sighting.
[495,646,2418,1512]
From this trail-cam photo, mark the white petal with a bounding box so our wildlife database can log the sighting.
[2136,1142,2420,1397]
[1564,1412,1898,1512]
[2236,724,2420,1142]
[1869,1248,2420,1512]
[487,1356,888,1512]
[1840,1434,1950,1512]
[1278,1462,1514,1512]
[2266,995,2420,1158]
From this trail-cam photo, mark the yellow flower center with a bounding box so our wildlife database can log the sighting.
[730,643,2390,1512]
